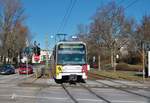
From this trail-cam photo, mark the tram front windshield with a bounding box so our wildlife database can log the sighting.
[57,44,86,65]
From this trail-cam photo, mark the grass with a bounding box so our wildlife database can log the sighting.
[89,68,150,82]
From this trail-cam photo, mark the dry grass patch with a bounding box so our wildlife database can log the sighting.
[89,69,150,81]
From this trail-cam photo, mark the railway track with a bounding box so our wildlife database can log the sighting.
[88,72,150,89]
[61,83,112,103]
[79,83,111,103]
[61,83,78,103]
[96,80,150,99]
[88,72,150,99]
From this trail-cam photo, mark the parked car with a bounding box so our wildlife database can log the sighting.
[0,64,15,75]
[18,64,33,74]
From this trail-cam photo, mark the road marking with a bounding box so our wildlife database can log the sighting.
[0,74,18,80]
[77,98,103,102]
[0,94,68,100]
[0,74,33,84]
[0,86,39,90]
[0,94,105,102]
[112,100,145,103]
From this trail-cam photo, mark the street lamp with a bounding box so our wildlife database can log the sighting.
[113,38,118,72]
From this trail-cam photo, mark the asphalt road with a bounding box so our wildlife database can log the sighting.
[0,73,150,103]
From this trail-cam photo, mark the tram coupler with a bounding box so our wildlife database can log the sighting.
[69,75,77,82]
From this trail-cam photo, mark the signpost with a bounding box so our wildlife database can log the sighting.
[143,41,150,78]
[148,51,150,77]
[26,55,28,77]
[24,47,30,77]
[23,46,33,77]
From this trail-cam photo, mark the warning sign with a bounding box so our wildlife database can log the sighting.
[148,51,150,77]
[56,65,63,75]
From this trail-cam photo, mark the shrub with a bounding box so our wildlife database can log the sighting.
[116,63,129,71]
[116,63,142,71]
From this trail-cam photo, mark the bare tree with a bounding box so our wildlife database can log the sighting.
[76,24,89,42]
[89,1,126,70]
[0,0,29,64]
[124,15,150,64]
[76,1,138,70]
[136,15,150,41]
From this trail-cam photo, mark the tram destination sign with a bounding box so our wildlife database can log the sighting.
[58,44,85,50]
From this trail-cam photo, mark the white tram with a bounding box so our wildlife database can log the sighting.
[50,41,90,82]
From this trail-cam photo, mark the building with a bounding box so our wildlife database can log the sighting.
[32,50,52,64]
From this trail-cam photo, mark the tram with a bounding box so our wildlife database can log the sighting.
[50,41,90,83]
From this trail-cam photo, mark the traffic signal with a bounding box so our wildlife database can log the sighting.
[33,47,36,54]
[33,46,40,56]
[37,47,40,56]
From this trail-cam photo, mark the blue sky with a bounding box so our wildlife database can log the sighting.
[21,0,150,49]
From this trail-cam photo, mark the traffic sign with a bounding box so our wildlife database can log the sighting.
[34,55,40,61]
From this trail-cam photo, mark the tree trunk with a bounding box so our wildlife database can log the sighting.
[114,44,116,72]
[114,53,116,72]
[4,57,6,64]
[111,48,114,68]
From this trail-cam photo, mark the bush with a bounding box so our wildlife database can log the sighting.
[116,63,142,71]
[103,64,112,70]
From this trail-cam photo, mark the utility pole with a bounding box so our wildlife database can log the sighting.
[114,40,117,72]
[55,34,56,44]
[98,55,101,71]
[26,53,28,77]
[45,34,49,77]
[45,34,49,67]
[142,42,145,82]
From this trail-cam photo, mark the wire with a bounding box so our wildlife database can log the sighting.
[118,0,124,5]
[125,0,139,10]
[57,0,73,33]
[57,0,77,33]
[61,0,77,32]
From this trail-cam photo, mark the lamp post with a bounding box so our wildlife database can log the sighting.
[113,38,118,72]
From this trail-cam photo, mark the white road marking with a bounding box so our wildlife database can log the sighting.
[0,94,68,100]
[0,94,148,103]
[0,74,33,84]
[0,74,18,80]
[0,94,144,102]
[0,94,104,102]
[112,100,145,103]
[77,98,103,102]
[0,85,40,90]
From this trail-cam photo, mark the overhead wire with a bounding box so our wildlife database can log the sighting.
[125,0,139,10]
[57,0,73,33]
[61,0,77,32]
[56,0,138,41]
[118,0,124,5]
[57,0,77,33]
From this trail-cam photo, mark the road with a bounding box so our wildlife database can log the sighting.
[0,73,150,103]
